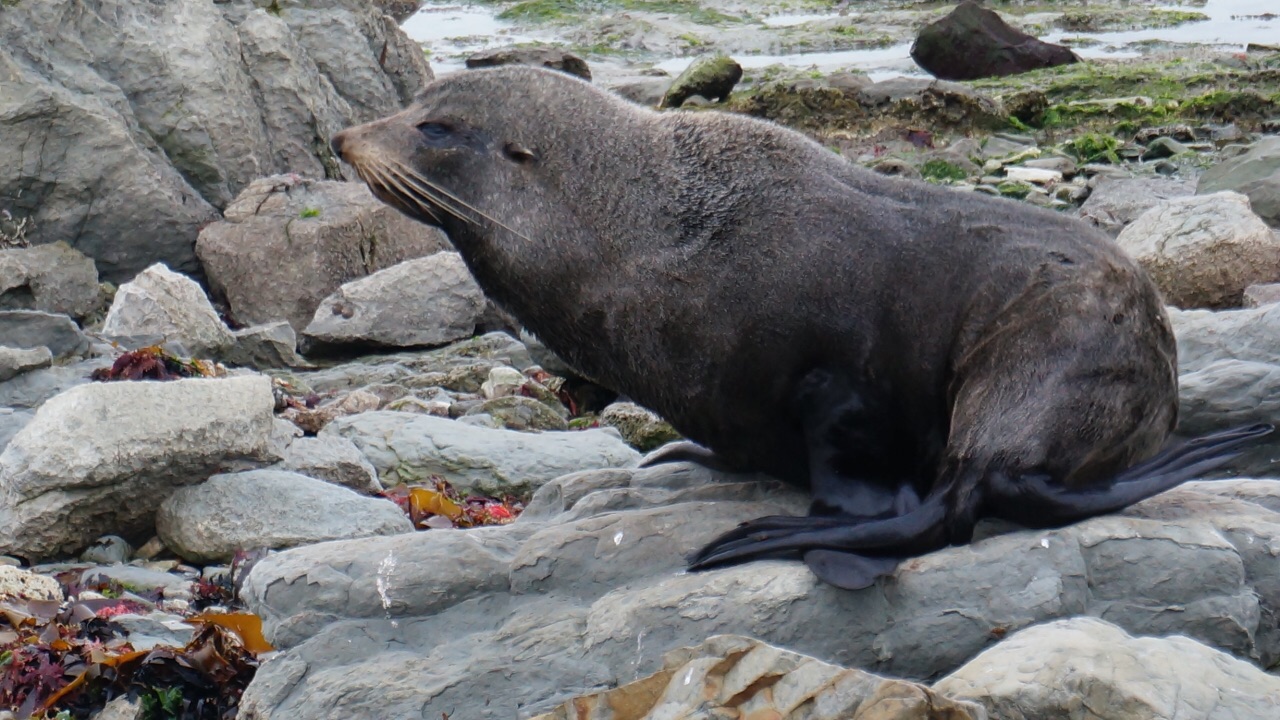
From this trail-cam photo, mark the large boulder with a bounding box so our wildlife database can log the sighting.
[1198,136,1280,227]
[196,176,450,331]
[0,375,277,560]
[0,242,101,320]
[303,252,487,350]
[1117,192,1280,308]
[0,0,432,283]
[910,1,1078,81]
[936,617,1280,719]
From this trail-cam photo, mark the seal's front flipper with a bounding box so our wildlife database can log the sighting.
[989,423,1274,527]
[803,550,900,590]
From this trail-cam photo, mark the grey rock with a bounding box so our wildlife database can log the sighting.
[81,565,192,596]
[80,535,133,565]
[278,436,382,494]
[536,635,984,720]
[1168,303,1280,374]
[0,346,52,383]
[303,253,486,349]
[1198,135,1280,227]
[101,263,235,357]
[1141,135,1190,161]
[518,330,577,377]
[0,242,100,319]
[465,45,591,81]
[662,54,743,109]
[324,411,639,494]
[1078,176,1196,236]
[0,409,34,454]
[1021,155,1077,177]
[0,0,431,283]
[0,310,89,360]
[1243,281,1280,307]
[608,78,671,107]
[197,177,450,331]
[855,78,1003,129]
[0,376,277,560]
[464,396,568,431]
[1116,191,1280,308]
[1177,360,1280,475]
[479,366,527,399]
[0,357,110,410]
[157,469,412,563]
[598,402,680,451]
[935,617,1280,719]
[224,321,309,369]
[109,612,195,651]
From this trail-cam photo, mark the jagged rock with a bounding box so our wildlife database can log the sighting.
[0,0,432,283]
[0,310,90,360]
[1198,136,1280,227]
[101,263,235,356]
[277,435,382,494]
[1117,192,1280,308]
[374,0,424,23]
[1078,176,1196,237]
[599,402,680,451]
[224,321,309,369]
[661,54,743,109]
[535,635,984,720]
[0,376,277,560]
[197,176,450,331]
[0,242,101,319]
[323,411,639,494]
[910,1,1078,81]
[0,565,62,602]
[157,469,413,563]
[465,45,591,81]
[935,617,1280,719]
[0,346,53,383]
[303,253,486,349]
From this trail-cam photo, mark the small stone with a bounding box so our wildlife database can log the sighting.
[872,158,921,179]
[599,402,681,451]
[133,537,167,561]
[0,345,53,382]
[480,366,528,399]
[1022,155,1077,177]
[1004,166,1063,185]
[80,535,133,565]
[465,45,591,80]
[661,54,743,109]
[464,395,569,432]
[385,395,452,416]
[1154,160,1179,176]
[1142,136,1190,161]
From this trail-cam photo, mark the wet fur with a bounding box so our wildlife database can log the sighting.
[332,67,1271,590]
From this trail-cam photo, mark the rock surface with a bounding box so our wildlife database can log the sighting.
[158,469,412,563]
[303,253,486,349]
[1078,176,1196,236]
[197,176,450,331]
[0,346,53,384]
[0,310,90,360]
[101,263,235,356]
[0,376,276,560]
[1116,191,1280,308]
[536,635,984,720]
[0,0,432,283]
[935,617,1280,719]
[324,411,640,493]
[277,436,381,494]
[661,54,743,108]
[1198,136,1280,227]
[0,242,101,319]
[465,45,592,80]
[910,1,1078,81]
[0,565,63,602]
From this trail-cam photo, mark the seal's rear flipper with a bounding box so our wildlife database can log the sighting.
[803,550,900,590]
[990,423,1274,527]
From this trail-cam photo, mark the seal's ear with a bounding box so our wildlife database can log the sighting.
[503,142,538,165]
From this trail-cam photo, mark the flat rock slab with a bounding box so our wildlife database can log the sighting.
[0,375,277,560]
[238,462,1280,720]
[935,617,1280,719]
[158,469,412,563]
[323,411,640,494]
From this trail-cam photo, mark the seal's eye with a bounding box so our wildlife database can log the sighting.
[417,122,454,140]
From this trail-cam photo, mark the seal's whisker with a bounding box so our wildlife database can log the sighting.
[367,163,444,225]
[379,163,477,226]
[390,163,534,243]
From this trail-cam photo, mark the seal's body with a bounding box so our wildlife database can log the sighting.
[332,67,1270,589]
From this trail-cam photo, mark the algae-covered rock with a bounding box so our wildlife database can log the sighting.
[661,54,743,109]
[599,401,680,451]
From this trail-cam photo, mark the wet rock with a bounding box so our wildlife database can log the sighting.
[464,395,568,432]
[0,0,431,284]
[1079,176,1197,236]
[0,565,62,602]
[197,176,450,332]
[599,401,680,451]
[110,612,195,651]
[224,321,309,370]
[157,469,412,563]
[277,435,382,494]
[537,635,984,720]
[911,1,1078,81]
[936,617,1280,719]
[303,253,486,350]
[0,346,53,383]
[661,54,743,109]
[1116,191,1280,308]
[324,411,639,494]
[1198,136,1280,227]
[1021,156,1077,177]
[101,263,235,357]
[0,376,277,560]
[465,45,591,81]
[1244,282,1280,307]
[0,242,101,319]
[80,535,133,565]
[1003,166,1062,185]
[0,311,89,360]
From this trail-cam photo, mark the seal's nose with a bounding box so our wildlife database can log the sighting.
[330,130,349,160]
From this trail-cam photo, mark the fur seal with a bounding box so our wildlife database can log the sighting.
[330,66,1272,589]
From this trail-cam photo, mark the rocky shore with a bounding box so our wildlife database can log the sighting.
[3,0,1280,718]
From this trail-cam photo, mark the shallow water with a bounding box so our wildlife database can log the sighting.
[1045,0,1279,50]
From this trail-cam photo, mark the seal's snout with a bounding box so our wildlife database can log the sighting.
[330,130,350,161]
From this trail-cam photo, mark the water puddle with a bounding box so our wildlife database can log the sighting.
[654,44,921,82]
[401,3,545,71]
[1045,0,1279,51]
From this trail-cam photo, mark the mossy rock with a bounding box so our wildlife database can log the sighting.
[598,402,680,451]
[661,54,743,109]
[465,396,569,432]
